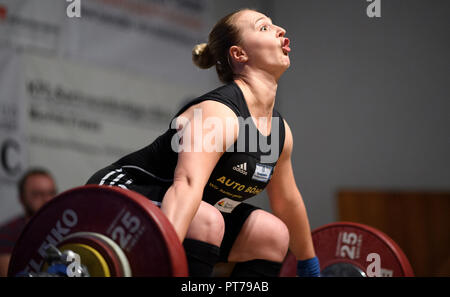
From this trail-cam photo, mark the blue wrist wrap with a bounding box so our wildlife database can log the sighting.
[297,256,320,277]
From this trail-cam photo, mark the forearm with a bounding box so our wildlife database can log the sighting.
[160,182,203,243]
[273,199,316,260]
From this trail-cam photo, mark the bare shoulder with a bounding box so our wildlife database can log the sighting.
[179,100,238,121]
[178,100,239,141]
[280,118,293,160]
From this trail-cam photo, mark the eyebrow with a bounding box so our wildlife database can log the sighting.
[255,16,272,25]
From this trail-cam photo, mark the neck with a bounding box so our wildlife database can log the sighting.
[234,69,278,118]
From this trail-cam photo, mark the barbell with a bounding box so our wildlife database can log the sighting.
[7,185,414,277]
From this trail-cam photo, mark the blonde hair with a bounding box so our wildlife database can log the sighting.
[192,9,250,83]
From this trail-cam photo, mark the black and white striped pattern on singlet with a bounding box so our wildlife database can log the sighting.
[97,166,166,207]
[98,168,133,189]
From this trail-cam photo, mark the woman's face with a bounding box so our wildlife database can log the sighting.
[232,10,291,75]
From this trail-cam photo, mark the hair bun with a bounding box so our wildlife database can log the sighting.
[192,43,215,69]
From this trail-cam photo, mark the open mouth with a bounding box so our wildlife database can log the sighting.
[282,38,291,55]
[281,38,291,56]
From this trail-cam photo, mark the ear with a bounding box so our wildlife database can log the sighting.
[229,45,248,64]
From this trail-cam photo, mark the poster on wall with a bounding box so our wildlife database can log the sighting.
[22,53,197,191]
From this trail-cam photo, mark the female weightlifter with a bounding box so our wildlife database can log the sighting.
[87,8,320,277]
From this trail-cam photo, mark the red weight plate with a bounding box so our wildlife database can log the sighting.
[312,222,414,277]
[8,185,188,277]
[279,250,297,277]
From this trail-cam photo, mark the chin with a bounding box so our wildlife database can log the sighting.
[274,65,290,81]
[281,54,291,67]
[282,60,291,70]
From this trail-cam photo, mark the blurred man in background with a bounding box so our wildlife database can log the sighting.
[0,168,57,276]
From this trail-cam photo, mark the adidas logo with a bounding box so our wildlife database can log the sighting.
[233,163,247,175]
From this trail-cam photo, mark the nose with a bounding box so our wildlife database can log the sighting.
[43,190,56,203]
[276,26,286,38]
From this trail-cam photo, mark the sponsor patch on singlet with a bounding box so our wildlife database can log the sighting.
[252,164,273,183]
[213,198,242,213]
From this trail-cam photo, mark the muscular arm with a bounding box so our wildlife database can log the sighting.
[161,101,238,243]
[266,120,316,260]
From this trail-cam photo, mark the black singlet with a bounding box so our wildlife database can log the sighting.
[112,81,286,213]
